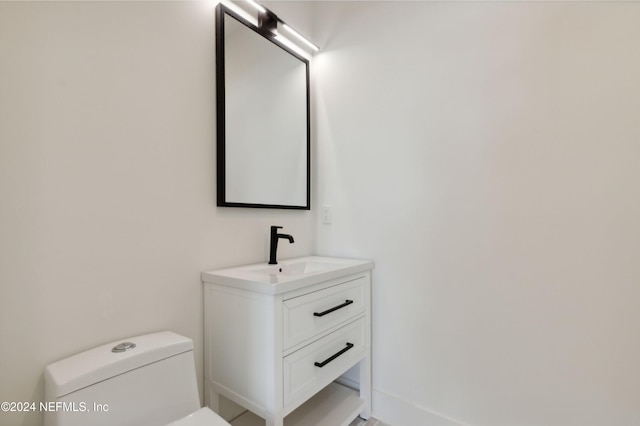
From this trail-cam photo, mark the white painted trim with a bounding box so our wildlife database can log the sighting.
[372,389,473,426]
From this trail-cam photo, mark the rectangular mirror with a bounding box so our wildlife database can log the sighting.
[216,4,310,210]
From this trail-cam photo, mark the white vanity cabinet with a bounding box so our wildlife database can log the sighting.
[202,257,373,426]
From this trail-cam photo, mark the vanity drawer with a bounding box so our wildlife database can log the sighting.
[283,318,365,407]
[283,276,366,350]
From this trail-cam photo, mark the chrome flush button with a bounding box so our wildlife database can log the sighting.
[112,342,136,353]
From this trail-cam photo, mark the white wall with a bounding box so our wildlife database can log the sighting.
[0,3,313,426]
[312,2,640,426]
[4,2,640,426]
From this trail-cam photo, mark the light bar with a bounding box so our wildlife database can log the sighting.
[230,0,320,55]
[274,34,311,59]
[281,23,319,52]
[246,0,266,14]
[221,1,258,26]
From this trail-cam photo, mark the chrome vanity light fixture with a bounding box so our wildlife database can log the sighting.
[226,0,320,57]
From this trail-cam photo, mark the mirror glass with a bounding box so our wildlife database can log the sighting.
[217,5,310,209]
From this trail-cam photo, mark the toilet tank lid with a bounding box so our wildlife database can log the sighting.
[45,331,193,398]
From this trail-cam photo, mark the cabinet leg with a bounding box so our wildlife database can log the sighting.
[266,414,284,426]
[359,357,372,419]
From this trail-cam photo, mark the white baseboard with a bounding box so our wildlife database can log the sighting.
[372,388,472,426]
[335,375,360,391]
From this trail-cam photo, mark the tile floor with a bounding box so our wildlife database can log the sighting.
[349,417,388,426]
[229,411,388,426]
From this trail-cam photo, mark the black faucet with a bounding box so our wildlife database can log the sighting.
[269,226,294,265]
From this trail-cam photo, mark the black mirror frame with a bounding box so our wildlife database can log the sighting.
[216,4,311,210]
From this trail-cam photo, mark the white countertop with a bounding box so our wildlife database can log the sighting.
[201,256,374,295]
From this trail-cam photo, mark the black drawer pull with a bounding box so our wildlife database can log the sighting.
[313,300,354,317]
[314,343,354,368]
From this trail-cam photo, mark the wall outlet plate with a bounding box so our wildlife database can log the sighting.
[322,205,333,224]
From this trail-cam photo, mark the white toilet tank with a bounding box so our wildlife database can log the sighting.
[44,331,201,426]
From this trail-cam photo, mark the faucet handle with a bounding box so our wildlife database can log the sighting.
[271,225,283,232]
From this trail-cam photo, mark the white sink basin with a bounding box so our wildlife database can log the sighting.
[202,256,374,294]
[251,260,337,277]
